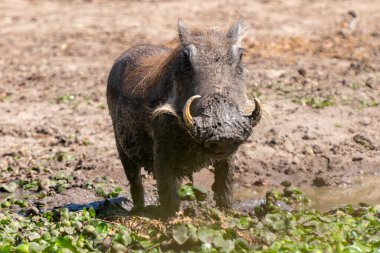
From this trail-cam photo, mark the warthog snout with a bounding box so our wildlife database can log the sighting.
[182,94,262,156]
[204,138,240,155]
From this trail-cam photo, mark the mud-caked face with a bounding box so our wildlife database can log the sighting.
[174,20,262,157]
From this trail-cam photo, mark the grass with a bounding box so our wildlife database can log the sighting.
[351,82,361,90]
[293,96,336,109]
[0,93,11,102]
[57,94,76,103]
[359,99,378,108]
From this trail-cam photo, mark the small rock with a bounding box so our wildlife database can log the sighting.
[253,179,266,186]
[352,156,363,162]
[25,206,40,216]
[284,168,295,175]
[353,134,375,150]
[313,176,329,187]
[292,156,300,165]
[38,178,51,192]
[365,77,374,89]
[100,236,113,252]
[297,68,307,78]
[302,134,315,140]
[359,117,371,126]
[303,146,315,156]
[311,145,321,155]
[275,201,293,212]
[0,182,18,193]
[284,140,295,153]
[348,10,357,18]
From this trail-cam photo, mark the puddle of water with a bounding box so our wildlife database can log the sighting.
[234,175,380,212]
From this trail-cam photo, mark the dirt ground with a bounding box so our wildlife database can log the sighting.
[0,0,379,208]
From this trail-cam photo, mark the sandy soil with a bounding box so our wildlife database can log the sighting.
[0,0,379,207]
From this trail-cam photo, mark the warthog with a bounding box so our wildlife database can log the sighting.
[106,19,262,216]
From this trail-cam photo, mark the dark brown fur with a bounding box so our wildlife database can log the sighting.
[107,20,261,216]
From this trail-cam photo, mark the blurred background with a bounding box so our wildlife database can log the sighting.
[0,0,379,209]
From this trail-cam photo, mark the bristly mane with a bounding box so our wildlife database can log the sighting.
[132,46,182,93]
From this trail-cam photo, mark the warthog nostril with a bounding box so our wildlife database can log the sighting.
[205,139,240,154]
[205,142,218,150]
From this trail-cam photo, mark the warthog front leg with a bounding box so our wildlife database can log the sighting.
[154,146,182,217]
[115,140,145,210]
[212,155,234,209]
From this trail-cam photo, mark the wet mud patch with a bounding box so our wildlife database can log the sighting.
[234,175,380,212]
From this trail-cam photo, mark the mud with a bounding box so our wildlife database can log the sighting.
[0,0,379,209]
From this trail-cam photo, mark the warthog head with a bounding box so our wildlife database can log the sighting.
[154,19,262,158]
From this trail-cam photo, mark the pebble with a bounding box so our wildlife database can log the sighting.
[312,144,322,154]
[359,117,371,126]
[365,77,374,89]
[297,68,307,78]
[303,146,314,156]
[352,156,363,162]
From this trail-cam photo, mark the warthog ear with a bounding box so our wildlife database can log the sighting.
[227,18,245,46]
[178,19,189,45]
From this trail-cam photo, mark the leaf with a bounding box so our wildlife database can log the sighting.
[96,222,108,234]
[172,224,189,245]
[139,240,153,249]
[237,217,251,230]
[201,243,213,252]
[56,237,79,253]
[96,187,106,197]
[198,227,215,244]
[89,207,96,218]
[187,224,199,245]
[272,220,286,231]
[178,185,195,201]
[212,230,223,242]
[119,234,132,247]
[235,238,250,251]
[42,245,59,253]
[341,245,365,253]
[213,237,234,253]
[0,245,11,253]
[29,242,44,253]
[110,242,127,252]
[209,208,223,220]
[14,244,29,253]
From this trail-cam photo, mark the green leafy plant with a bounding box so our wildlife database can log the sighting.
[57,94,75,103]
[0,185,379,252]
[293,96,336,109]
[359,99,378,108]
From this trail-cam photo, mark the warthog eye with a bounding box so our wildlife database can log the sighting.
[236,48,245,75]
[182,47,190,58]
[181,47,192,71]
[238,48,244,62]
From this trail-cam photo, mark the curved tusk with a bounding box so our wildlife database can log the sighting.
[183,95,201,128]
[248,98,262,127]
